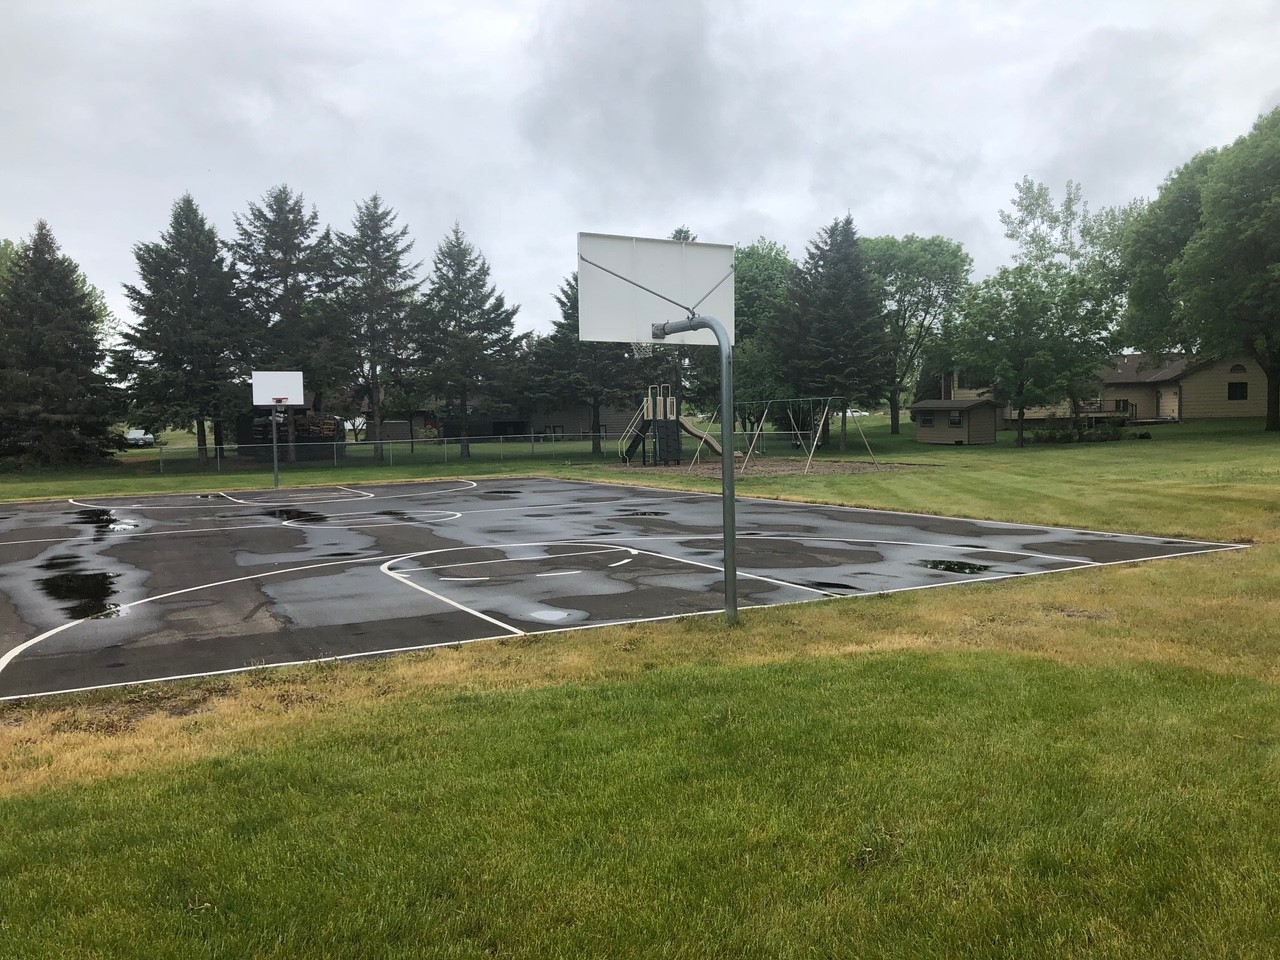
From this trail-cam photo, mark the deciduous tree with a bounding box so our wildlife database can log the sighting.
[954,264,1062,447]
[1124,107,1280,430]
[862,235,972,434]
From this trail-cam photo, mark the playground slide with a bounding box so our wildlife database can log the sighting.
[679,416,723,456]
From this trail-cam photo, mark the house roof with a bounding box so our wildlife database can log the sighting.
[908,398,1001,411]
[1099,353,1200,384]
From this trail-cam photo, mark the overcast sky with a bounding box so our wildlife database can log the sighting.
[4,0,1278,337]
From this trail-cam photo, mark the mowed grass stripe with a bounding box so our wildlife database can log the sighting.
[2,653,1278,960]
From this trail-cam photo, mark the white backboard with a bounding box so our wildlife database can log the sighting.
[577,233,735,346]
[251,370,306,407]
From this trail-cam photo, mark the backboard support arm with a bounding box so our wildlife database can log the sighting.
[652,315,737,622]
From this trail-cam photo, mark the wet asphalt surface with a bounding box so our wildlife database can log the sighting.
[0,477,1242,699]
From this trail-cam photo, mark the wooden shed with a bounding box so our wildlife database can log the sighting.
[909,398,1000,445]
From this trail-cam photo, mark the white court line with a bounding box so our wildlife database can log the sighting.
[66,479,478,511]
[0,553,403,678]
[0,537,1247,702]
[535,570,580,578]
[379,561,524,636]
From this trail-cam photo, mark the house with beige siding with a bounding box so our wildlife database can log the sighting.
[1095,354,1266,421]
[937,355,1267,426]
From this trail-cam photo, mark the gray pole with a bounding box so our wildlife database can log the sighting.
[652,316,736,621]
[271,403,281,489]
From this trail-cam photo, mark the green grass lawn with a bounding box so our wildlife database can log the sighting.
[2,418,1279,958]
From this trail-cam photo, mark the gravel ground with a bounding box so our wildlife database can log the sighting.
[607,458,924,479]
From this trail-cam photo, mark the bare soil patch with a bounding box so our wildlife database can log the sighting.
[608,458,927,479]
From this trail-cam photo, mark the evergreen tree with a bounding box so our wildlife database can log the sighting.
[0,221,118,464]
[334,195,421,458]
[118,194,246,463]
[419,224,521,459]
[230,185,327,457]
[759,215,888,426]
[528,274,636,455]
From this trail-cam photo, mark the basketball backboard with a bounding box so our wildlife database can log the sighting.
[577,232,735,347]
[251,371,306,407]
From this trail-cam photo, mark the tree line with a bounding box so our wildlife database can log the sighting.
[0,105,1275,467]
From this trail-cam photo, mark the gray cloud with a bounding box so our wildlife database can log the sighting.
[2,0,1277,336]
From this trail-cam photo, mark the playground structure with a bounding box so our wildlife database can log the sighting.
[619,394,879,475]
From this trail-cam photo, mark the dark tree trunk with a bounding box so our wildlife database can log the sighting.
[889,388,902,435]
[459,387,470,459]
[1264,360,1280,432]
[196,419,209,466]
[370,379,384,462]
[286,409,298,463]
[1016,406,1026,448]
[590,398,603,455]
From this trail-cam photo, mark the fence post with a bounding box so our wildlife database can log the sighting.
[499,435,503,461]
[389,441,394,467]
[334,442,338,467]
[158,445,164,474]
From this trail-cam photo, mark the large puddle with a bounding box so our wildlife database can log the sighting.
[37,554,122,618]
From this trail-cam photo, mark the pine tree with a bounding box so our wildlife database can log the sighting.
[528,274,636,454]
[334,195,422,458]
[118,194,245,463]
[0,221,118,464]
[759,215,888,423]
[231,185,325,457]
[419,224,521,458]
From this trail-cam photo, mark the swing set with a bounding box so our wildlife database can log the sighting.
[683,396,880,476]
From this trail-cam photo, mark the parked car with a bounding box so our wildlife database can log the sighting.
[125,429,155,447]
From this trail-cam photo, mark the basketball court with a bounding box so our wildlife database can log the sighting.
[0,477,1243,700]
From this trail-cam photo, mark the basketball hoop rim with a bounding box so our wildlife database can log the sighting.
[272,397,288,405]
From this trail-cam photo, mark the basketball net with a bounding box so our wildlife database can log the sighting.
[631,341,654,359]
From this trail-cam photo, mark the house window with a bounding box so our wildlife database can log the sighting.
[921,413,934,427]
[1228,382,1248,401]
[1229,364,1247,374]
[949,411,963,427]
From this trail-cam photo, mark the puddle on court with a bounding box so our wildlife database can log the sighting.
[37,554,123,619]
[72,509,139,540]
[623,511,666,518]
[264,508,327,524]
[914,559,994,575]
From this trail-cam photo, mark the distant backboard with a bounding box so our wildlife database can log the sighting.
[251,371,306,407]
[578,232,735,346]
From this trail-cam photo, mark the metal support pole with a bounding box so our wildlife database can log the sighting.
[271,404,281,488]
[652,315,737,622]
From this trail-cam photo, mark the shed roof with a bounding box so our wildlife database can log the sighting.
[908,398,1001,411]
